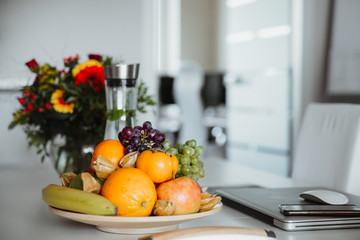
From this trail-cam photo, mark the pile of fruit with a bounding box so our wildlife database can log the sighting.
[42,121,221,217]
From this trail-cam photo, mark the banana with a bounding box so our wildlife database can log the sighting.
[42,184,118,216]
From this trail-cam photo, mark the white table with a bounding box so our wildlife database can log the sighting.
[1,158,360,240]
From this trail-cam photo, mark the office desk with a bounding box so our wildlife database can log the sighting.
[1,158,359,240]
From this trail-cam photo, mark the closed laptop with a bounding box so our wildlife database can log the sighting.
[217,187,360,231]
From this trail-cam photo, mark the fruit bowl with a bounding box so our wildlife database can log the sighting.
[48,203,222,234]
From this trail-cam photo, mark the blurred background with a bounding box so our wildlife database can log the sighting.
[1,0,359,177]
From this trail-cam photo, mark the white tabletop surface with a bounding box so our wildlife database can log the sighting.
[1,158,360,240]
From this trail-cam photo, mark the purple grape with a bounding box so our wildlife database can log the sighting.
[121,138,129,147]
[134,125,142,131]
[138,145,148,153]
[125,145,135,154]
[118,133,129,146]
[122,126,135,139]
[147,129,158,141]
[133,128,142,138]
[142,121,152,130]
[143,138,150,144]
[131,136,141,146]
[152,143,164,150]
[154,132,166,143]
[118,132,124,142]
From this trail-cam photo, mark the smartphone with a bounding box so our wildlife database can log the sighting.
[279,204,360,216]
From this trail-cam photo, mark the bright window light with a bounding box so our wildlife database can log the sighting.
[226,25,291,44]
[226,31,255,43]
[257,25,291,39]
[226,0,256,8]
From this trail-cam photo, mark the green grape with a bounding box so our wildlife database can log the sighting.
[181,164,192,175]
[177,144,187,154]
[173,139,206,181]
[185,139,197,148]
[198,160,204,168]
[190,155,199,165]
[199,168,205,178]
[167,147,178,155]
[191,165,200,174]
[195,146,204,156]
[162,140,172,150]
[191,174,200,181]
[180,155,191,165]
[177,163,182,173]
[183,147,195,156]
[176,161,183,178]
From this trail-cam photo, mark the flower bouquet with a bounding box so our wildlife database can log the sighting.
[9,54,155,173]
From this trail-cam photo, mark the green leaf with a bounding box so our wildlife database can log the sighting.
[66,96,76,103]
[8,121,18,129]
[108,109,124,121]
[137,81,156,114]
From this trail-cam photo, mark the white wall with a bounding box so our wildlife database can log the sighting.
[0,0,147,87]
[0,0,158,165]
[181,0,219,71]
[292,0,331,143]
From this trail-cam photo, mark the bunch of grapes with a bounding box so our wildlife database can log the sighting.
[118,121,166,154]
[162,139,205,181]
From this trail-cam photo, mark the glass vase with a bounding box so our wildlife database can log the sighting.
[49,135,94,174]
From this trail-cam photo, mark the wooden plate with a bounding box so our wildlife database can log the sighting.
[48,203,222,234]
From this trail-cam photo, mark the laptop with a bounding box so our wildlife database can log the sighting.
[217,186,360,231]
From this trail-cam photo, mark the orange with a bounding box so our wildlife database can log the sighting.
[101,168,157,216]
[91,139,125,170]
[136,149,178,183]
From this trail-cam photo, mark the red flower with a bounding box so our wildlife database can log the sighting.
[64,54,80,63]
[72,60,105,91]
[24,91,30,97]
[18,98,25,105]
[38,107,43,112]
[88,54,102,62]
[25,59,39,72]
[30,94,36,103]
[45,103,51,109]
[26,104,34,111]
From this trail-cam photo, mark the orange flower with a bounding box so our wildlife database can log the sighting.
[50,90,75,114]
[72,59,105,91]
